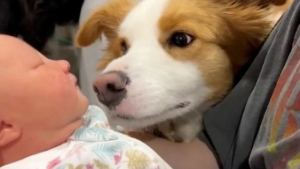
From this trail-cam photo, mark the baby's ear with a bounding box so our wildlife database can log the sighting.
[75,0,135,47]
[0,119,21,147]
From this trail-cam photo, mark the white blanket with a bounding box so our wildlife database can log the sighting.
[2,106,171,169]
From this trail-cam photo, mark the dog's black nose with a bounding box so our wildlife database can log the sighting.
[93,71,130,108]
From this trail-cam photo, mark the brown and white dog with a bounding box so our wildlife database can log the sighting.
[75,0,293,142]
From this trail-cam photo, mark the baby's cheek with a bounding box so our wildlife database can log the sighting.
[39,72,80,110]
[57,80,79,103]
[42,76,73,100]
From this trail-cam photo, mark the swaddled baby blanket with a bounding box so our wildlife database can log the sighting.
[2,105,172,169]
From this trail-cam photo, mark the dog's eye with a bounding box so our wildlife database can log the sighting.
[169,32,194,47]
[121,41,128,54]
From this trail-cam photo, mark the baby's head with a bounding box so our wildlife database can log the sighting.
[0,35,88,165]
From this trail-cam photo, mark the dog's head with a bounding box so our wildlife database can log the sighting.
[76,0,272,129]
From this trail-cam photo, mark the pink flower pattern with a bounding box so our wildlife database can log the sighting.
[47,157,61,169]
[65,143,85,159]
[114,150,123,165]
[40,106,170,169]
[86,163,94,169]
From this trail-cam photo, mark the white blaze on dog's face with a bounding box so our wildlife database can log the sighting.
[76,0,271,129]
[102,0,215,128]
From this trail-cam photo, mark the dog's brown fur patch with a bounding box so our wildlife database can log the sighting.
[158,0,272,101]
[75,0,136,47]
[97,38,125,70]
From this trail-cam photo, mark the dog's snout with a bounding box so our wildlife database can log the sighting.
[93,71,130,108]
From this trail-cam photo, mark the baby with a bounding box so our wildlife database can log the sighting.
[0,35,171,169]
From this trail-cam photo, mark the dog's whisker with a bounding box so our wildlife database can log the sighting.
[191,108,202,119]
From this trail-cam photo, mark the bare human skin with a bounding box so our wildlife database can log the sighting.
[0,35,219,169]
[0,35,89,166]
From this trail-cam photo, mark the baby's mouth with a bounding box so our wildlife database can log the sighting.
[68,74,78,85]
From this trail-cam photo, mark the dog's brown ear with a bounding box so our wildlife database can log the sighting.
[223,3,272,46]
[75,0,135,47]
[219,2,273,72]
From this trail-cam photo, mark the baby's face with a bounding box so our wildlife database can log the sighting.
[0,35,88,134]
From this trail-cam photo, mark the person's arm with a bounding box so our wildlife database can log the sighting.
[128,132,219,169]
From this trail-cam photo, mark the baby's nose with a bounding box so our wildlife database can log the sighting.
[93,71,130,108]
[57,60,70,73]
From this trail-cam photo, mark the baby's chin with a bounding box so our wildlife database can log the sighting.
[56,117,83,144]
[77,92,89,114]
[70,117,84,133]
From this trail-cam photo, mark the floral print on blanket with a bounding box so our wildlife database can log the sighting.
[46,105,170,169]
